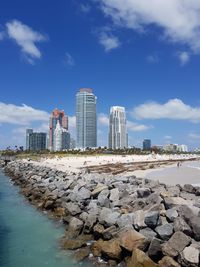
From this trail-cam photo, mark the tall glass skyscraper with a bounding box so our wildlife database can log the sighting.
[26,129,33,150]
[109,106,127,149]
[49,109,68,151]
[76,88,97,149]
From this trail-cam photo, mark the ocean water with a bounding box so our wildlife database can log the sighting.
[0,170,81,267]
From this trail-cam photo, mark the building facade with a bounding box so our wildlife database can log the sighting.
[53,121,70,151]
[76,88,97,149]
[143,139,151,151]
[109,106,127,149]
[49,109,68,151]
[29,132,47,151]
[26,129,33,150]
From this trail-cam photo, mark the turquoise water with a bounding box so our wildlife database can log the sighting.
[0,170,79,267]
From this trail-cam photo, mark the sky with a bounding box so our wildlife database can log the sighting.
[1,0,200,150]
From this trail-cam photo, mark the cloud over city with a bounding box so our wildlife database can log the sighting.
[6,20,47,64]
[97,0,200,54]
[132,99,200,123]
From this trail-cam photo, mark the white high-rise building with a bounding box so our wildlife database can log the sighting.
[76,88,97,149]
[109,106,127,149]
[53,121,70,151]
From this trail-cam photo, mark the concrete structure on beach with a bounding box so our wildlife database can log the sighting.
[109,106,127,149]
[76,88,97,149]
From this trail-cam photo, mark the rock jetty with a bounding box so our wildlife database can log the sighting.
[2,160,200,267]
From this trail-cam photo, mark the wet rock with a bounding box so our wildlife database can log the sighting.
[73,247,90,262]
[44,200,54,209]
[62,239,87,250]
[158,256,181,267]
[162,231,191,258]
[155,223,173,241]
[173,217,192,236]
[126,249,158,267]
[68,217,84,238]
[91,239,122,260]
[166,208,178,222]
[179,246,199,267]
[145,211,160,229]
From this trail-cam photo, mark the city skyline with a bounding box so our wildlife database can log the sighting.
[1,1,200,149]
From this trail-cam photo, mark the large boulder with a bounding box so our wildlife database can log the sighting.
[137,188,151,198]
[126,249,158,267]
[164,197,193,209]
[109,188,120,207]
[162,231,191,258]
[118,227,148,252]
[155,224,173,241]
[140,228,157,242]
[179,246,199,267]
[68,217,84,238]
[173,217,192,236]
[91,239,122,260]
[166,209,178,222]
[65,203,81,215]
[98,189,110,207]
[76,187,91,201]
[91,184,108,198]
[133,210,146,230]
[145,211,160,229]
[117,213,134,228]
[99,208,120,227]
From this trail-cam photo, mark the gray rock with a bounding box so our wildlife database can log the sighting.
[77,187,91,201]
[164,197,193,209]
[162,231,191,258]
[155,223,173,240]
[173,217,192,236]
[144,211,159,229]
[97,189,110,207]
[109,188,119,207]
[99,207,120,227]
[117,213,134,228]
[139,228,157,242]
[137,188,151,198]
[65,203,81,216]
[183,184,195,194]
[68,217,83,238]
[179,246,199,267]
[166,208,178,222]
[133,210,146,230]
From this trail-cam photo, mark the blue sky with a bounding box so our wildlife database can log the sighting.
[1,0,200,150]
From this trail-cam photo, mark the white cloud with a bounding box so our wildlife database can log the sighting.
[98,28,120,52]
[98,113,150,131]
[98,113,109,126]
[164,135,172,139]
[64,52,75,66]
[188,133,200,140]
[6,20,47,63]
[133,99,200,122]
[97,0,200,53]
[177,51,190,65]
[0,102,49,125]
[127,121,151,132]
[146,54,159,64]
[80,4,91,13]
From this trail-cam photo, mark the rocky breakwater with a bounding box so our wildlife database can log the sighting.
[3,160,200,267]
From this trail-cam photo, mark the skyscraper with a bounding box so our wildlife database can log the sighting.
[76,88,97,149]
[49,109,68,151]
[29,132,47,151]
[53,121,70,151]
[143,139,151,151]
[26,129,33,150]
[109,106,127,149]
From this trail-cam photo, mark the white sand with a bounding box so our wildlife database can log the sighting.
[23,154,199,175]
